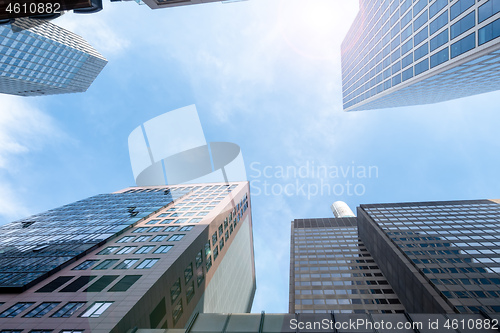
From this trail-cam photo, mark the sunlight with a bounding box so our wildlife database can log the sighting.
[278,0,359,60]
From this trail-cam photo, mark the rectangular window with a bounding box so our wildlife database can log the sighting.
[72,260,98,270]
[150,235,168,242]
[414,42,428,61]
[0,302,35,317]
[430,10,448,35]
[159,219,175,224]
[170,279,181,304]
[135,245,155,254]
[153,245,173,254]
[116,246,137,254]
[97,246,119,255]
[402,53,413,68]
[92,259,118,270]
[172,300,183,325]
[479,18,500,45]
[51,302,86,318]
[148,227,163,232]
[450,0,475,21]
[164,226,178,232]
[136,258,159,269]
[479,0,500,23]
[108,275,141,292]
[146,219,161,225]
[84,275,119,292]
[400,0,411,14]
[80,302,113,318]
[213,245,219,261]
[179,225,193,231]
[392,74,402,86]
[413,0,428,17]
[401,38,413,55]
[132,227,149,233]
[450,11,475,39]
[24,302,60,318]
[195,250,203,268]
[168,234,185,241]
[36,276,73,293]
[219,238,225,251]
[197,211,209,216]
[401,25,413,42]
[190,218,203,223]
[414,26,428,46]
[114,259,139,269]
[430,29,448,51]
[401,10,412,28]
[184,263,193,284]
[414,58,429,75]
[391,48,401,62]
[451,32,475,58]
[116,236,135,243]
[174,218,189,224]
[431,47,449,68]
[429,0,447,18]
[402,67,413,81]
[60,276,96,292]
[414,10,428,32]
[197,271,205,287]
[133,235,151,242]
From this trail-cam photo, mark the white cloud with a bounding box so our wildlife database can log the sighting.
[53,9,131,56]
[0,95,63,221]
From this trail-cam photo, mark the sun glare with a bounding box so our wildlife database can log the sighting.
[278,0,359,60]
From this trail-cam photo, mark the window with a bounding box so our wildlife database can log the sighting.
[451,32,475,58]
[170,279,181,304]
[146,219,160,225]
[213,245,219,261]
[97,246,119,255]
[190,218,203,223]
[84,275,119,292]
[116,236,135,243]
[195,250,203,268]
[150,235,168,242]
[430,47,449,68]
[59,330,83,333]
[153,245,173,254]
[172,300,183,325]
[164,226,178,232]
[430,29,448,51]
[159,219,175,224]
[430,10,448,35]
[414,58,429,75]
[197,271,204,286]
[197,211,209,216]
[184,263,193,284]
[168,234,185,241]
[80,302,113,318]
[108,275,141,292]
[414,43,428,61]
[450,12,475,39]
[36,276,73,293]
[114,259,139,269]
[60,276,96,292]
[0,302,34,317]
[479,18,500,45]
[72,260,98,270]
[92,259,118,270]
[116,246,137,254]
[413,10,428,32]
[429,0,447,18]
[29,330,53,333]
[414,27,428,46]
[212,231,217,244]
[219,238,225,251]
[225,230,229,241]
[133,235,151,242]
[179,225,193,231]
[450,0,475,21]
[24,302,60,318]
[479,0,500,23]
[148,227,163,232]
[402,67,413,81]
[132,227,149,233]
[135,245,155,254]
[51,302,86,318]
[136,258,159,269]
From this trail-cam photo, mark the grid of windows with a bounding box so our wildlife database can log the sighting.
[291,218,404,314]
[341,0,500,111]
[364,199,500,314]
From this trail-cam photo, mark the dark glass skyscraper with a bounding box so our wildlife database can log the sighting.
[0,182,255,332]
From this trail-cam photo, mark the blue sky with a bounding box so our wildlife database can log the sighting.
[1,0,500,313]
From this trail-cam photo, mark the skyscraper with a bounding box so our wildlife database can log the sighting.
[0,182,255,332]
[359,199,500,314]
[341,0,500,111]
[289,217,405,314]
[0,18,107,96]
[291,199,500,316]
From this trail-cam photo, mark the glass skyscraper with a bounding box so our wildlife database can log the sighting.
[342,0,500,111]
[0,182,255,332]
[359,199,500,314]
[0,18,107,96]
[290,217,405,314]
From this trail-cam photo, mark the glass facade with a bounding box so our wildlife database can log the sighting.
[0,18,107,96]
[362,199,500,314]
[0,186,193,291]
[342,0,500,111]
[290,217,404,314]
